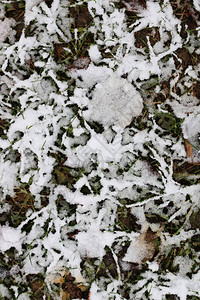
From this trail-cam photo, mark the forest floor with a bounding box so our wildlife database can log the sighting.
[0,0,200,299]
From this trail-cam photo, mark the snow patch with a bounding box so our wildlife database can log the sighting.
[87,74,143,128]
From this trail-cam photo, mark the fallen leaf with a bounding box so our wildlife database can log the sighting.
[184,139,193,162]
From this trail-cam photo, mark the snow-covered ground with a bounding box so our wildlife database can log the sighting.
[0,0,200,299]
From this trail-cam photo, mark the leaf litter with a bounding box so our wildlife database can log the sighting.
[0,0,200,299]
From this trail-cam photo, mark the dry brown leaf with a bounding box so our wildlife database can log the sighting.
[184,139,193,162]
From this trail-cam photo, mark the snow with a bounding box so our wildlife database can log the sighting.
[70,63,113,88]
[88,44,102,62]
[0,226,25,252]
[77,228,115,258]
[0,18,16,43]
[0,161,19,197]
[89,282,109,300]
[0,0,200,298]
[87,74,143,128]
[169,94,200,119]
[0,284,11,298]
[25,0,43,25]
[193,0,200,12]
